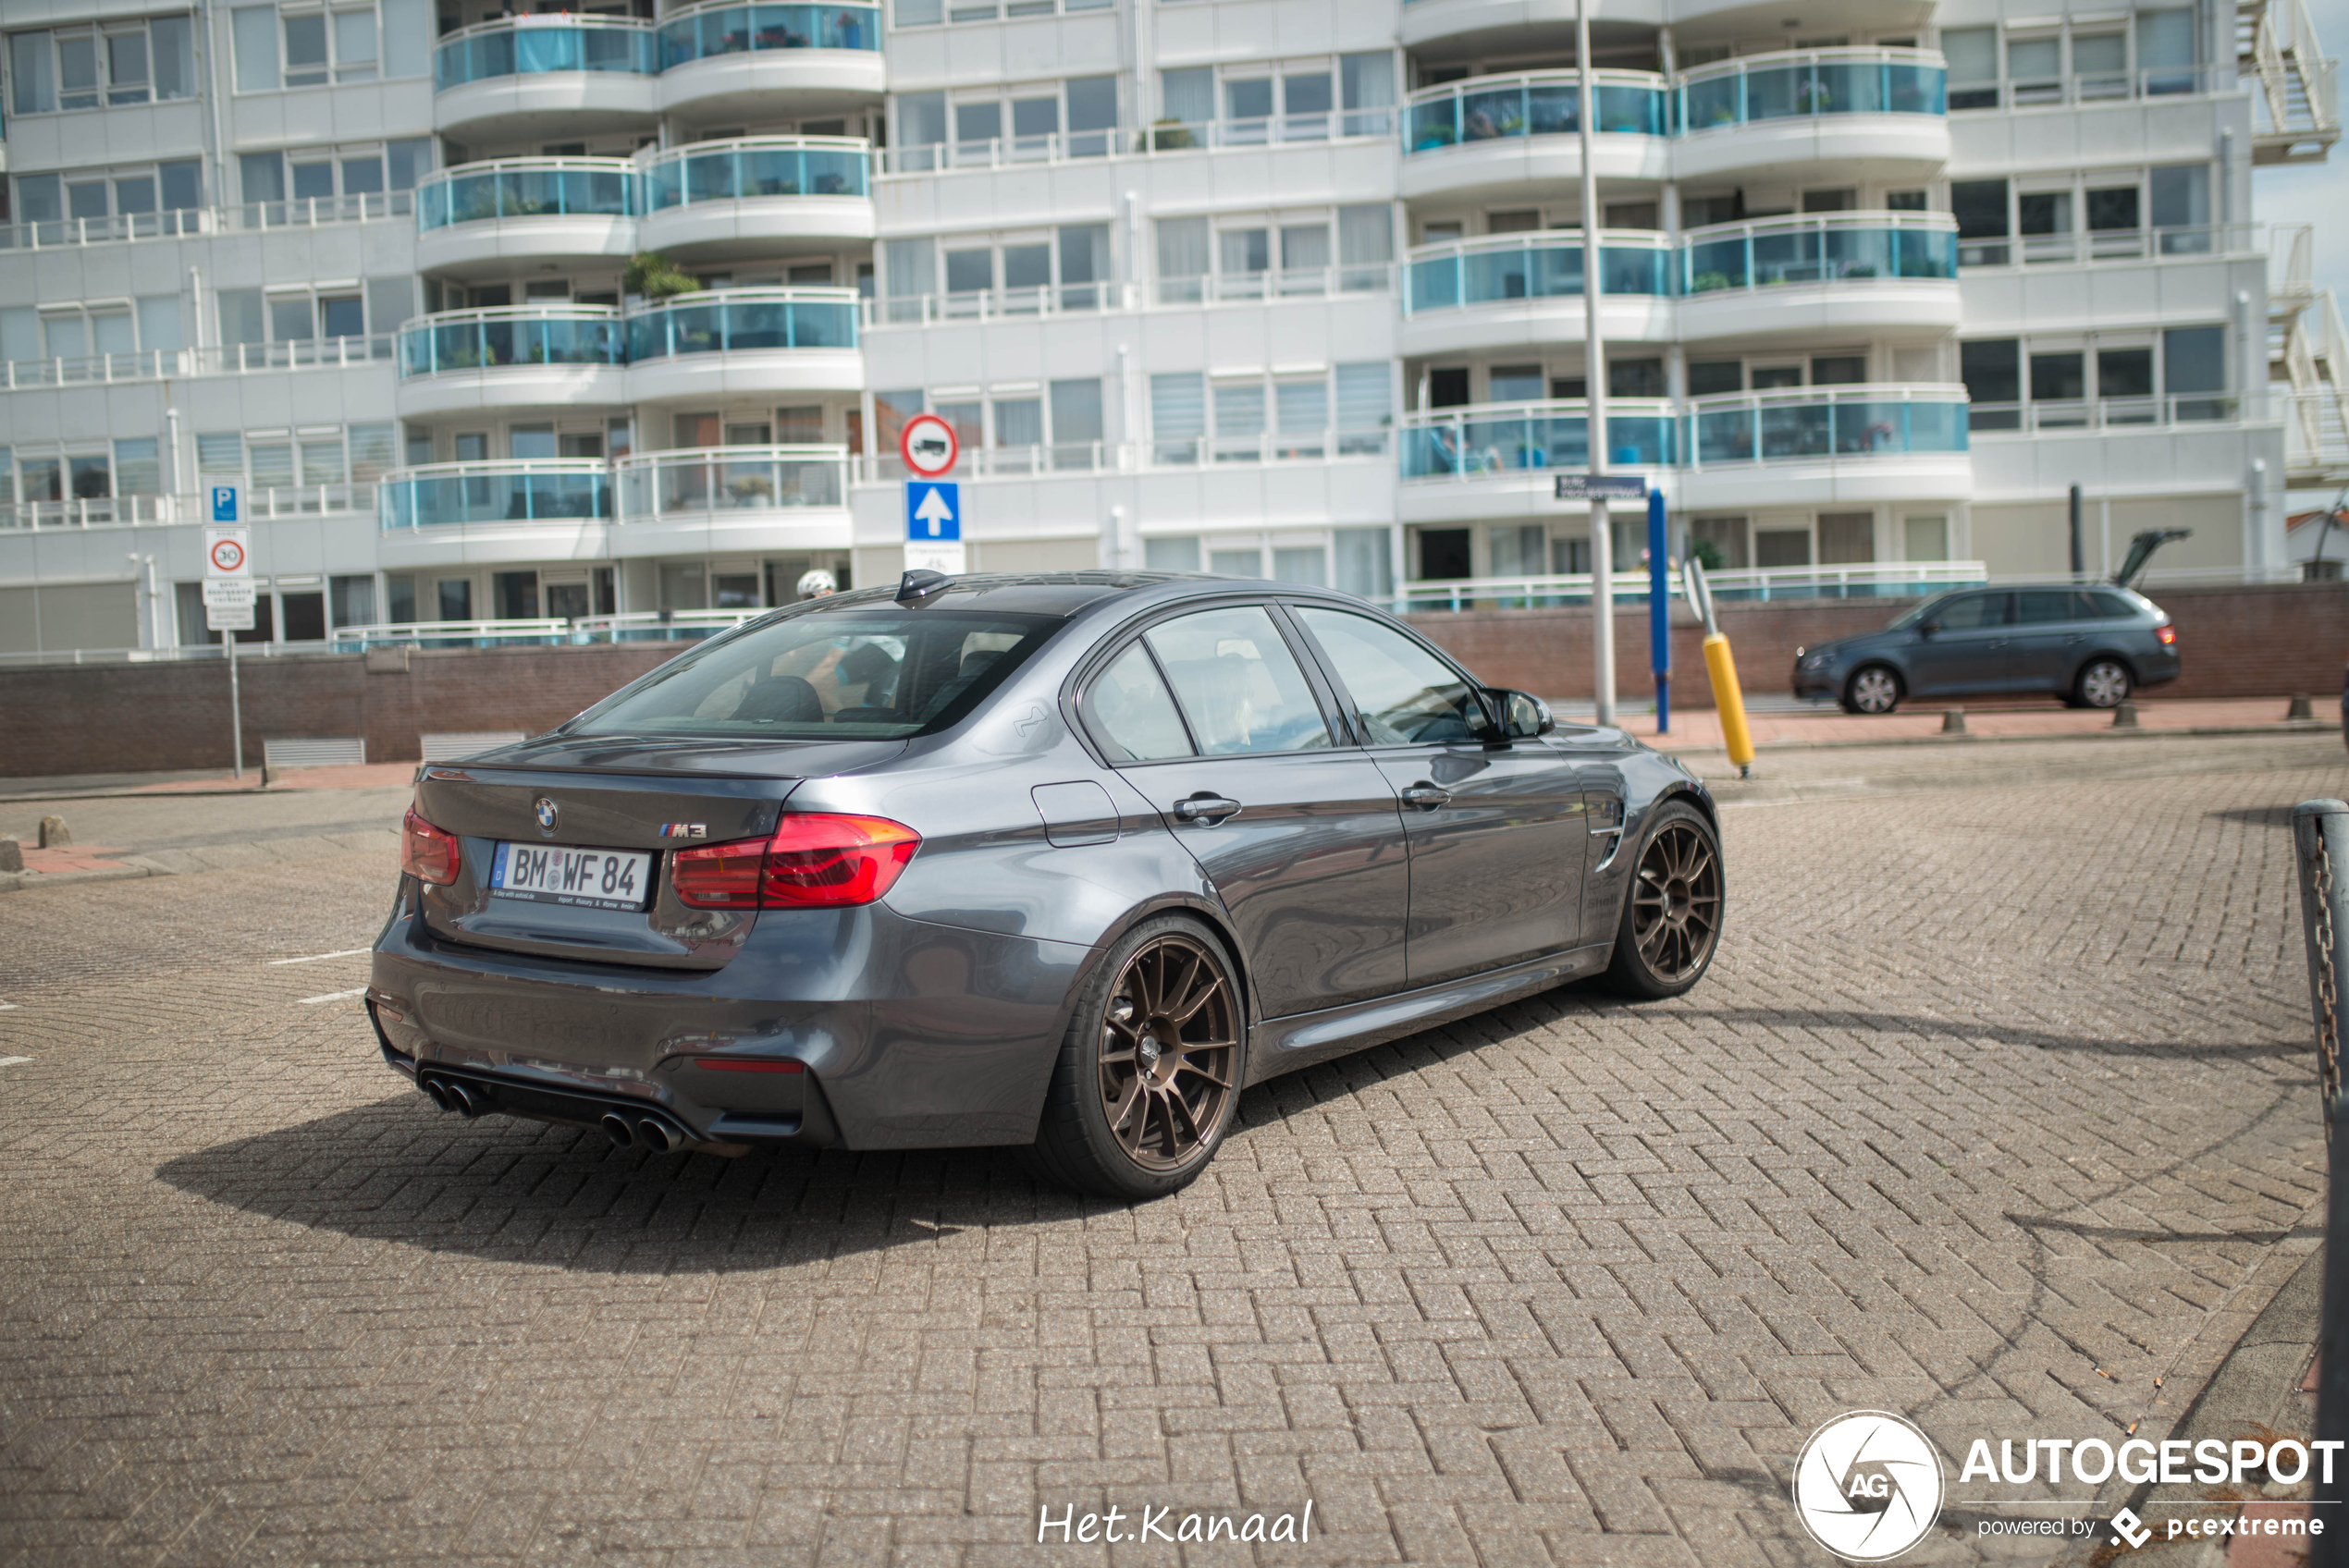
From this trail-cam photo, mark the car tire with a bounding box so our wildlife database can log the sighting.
[1842,665,1901,716]
[2075,657,2133,709]
[1599,801,1726,1000]
[1025,914,1248,1201]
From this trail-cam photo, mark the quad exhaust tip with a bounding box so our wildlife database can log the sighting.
[599,1109,686,1153]
[419,1075,487,1118]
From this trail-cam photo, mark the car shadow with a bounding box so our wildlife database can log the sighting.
[153,1092,1094,1274]
[1663,1005,2306,1060]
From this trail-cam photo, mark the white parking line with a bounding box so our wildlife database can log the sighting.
[268,949,373,965]
[299,988,368,1005]
[0,1056,31,1069]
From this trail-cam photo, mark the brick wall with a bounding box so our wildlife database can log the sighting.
[1406,581,2349,707]
[3,582,2342,777]
[0,643,684,778]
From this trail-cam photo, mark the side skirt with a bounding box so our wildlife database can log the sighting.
[1242,943,1613,1086]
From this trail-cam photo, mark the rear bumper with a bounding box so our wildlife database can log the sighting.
[367,878,1093,1151]
[2134,649,2183,687]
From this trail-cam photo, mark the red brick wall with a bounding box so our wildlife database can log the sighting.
[0,643,685,778]
[1406,581,2349,708]
[2,582,2342,777]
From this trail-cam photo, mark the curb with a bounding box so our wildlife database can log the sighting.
[0,864,163,895]
[1649,719,2343,759]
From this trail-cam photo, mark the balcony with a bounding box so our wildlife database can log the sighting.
[1675,50,1949,180]
[395,307,628,417]
[414,159,638,277]
[624,288,862,403]
[1402,234,1672,355]
[0,338,393,391]
[656,2,884,121]
[432,16,659,141]
[1402,72,1671,200]
[1679,214,1960,340]
[879,115,1396,176]
[638,138,874,259]
[0,192,413,252]
[1958,222,2246,270]
[374,448,852,563]
[615,445,851,552]
[1967,394,2244,433]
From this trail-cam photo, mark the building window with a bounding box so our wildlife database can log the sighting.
[8,17,196,114]
[15,162,203,234]
[1962,328,2224,429]
[228,0,429,92]
[1153,53,1394,146]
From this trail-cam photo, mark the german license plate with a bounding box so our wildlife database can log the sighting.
[488,842,652,910]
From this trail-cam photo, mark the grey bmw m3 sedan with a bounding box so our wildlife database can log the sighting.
[369,571,1723,1198]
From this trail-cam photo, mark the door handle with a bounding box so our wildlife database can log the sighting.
[1173,793,1242,824]
[1399,783,1450,810]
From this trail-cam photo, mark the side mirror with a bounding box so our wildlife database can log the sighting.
[1917,620,1939,638]
[1489,689,1555,740]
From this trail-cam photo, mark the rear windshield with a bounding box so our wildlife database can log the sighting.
[570,607,1057,741]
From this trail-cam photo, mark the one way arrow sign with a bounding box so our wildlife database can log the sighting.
[904,480,965,574]
[907,482,959,540]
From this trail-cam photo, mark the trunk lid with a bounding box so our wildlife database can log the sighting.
[410,737,904,970]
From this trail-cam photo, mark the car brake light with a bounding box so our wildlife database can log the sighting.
[671,813,921,911]
[2157,624,2176,645]
[400,806,461,886]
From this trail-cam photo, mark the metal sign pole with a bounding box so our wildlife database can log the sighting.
[1647,488,1670,734]
[1577,0,1614,727]
[228,631,242,781]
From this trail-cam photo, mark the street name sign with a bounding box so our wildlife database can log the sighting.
[1554,474,1648,501]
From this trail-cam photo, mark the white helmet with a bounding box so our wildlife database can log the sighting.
[795,570,838,599]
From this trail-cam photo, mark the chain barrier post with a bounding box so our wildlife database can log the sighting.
[2295,799,2349,1561]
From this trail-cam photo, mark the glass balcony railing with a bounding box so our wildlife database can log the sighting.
[657,1,881,66]
[1407,70,1669,152]
[626,288,859,361]
[380,459,613,528]
[1398,387,1969,479]
[1679,48,1947,130]
[641,137,870,208]
[1400,400,1679,479]
[1686,386,1968,465]
[434,17,658,90]
[1406,235,1673,312]
[416,159,638,232]
[396,307,625,378]
[617,445,847,515]
[1680,214,1957,294]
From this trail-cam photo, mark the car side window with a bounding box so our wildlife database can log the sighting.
[2014,590,2077,624]
[1934,593,2007,630]
[1141,606,1333,756]
[1293,606,1485,746]
[2085,591,2137,619]
[1080,643,1194,763]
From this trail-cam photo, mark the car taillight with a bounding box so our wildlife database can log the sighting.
[400,807,461,886]
[671,814,920,911]
[2157,624,2176,645]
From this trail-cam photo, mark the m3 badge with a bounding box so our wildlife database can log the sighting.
[659,823,707,839]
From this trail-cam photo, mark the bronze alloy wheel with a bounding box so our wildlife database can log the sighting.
[1630,818,1722,983]
[1096,935,1238,1171]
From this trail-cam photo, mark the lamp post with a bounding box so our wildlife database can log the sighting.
[1577,0,1616,726]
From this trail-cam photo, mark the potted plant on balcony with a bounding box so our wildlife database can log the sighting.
[1145,117,1195,151]
[727,472,776,506]
[622,251,696,308]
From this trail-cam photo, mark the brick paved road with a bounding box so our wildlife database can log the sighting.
[3,736,2345,1566]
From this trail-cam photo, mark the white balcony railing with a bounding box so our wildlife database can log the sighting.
[0,192,415,251]
[1390,561,1990,613]
[1959,222,2257,268]
[876,115,1398,176]
[1966,394,2246,432]
[0,338,396,390]
[0,486,376,531]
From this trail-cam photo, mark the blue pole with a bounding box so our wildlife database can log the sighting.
[1647,487,1670,733]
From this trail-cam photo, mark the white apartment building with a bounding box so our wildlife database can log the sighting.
[0,0,2339,655]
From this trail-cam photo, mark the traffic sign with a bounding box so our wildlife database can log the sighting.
[900,413,959,478]
[905,480,964,575]
[1555,474,1648,501]
[906,481,960,541]
[204,527,251,577]
[203,577,256,631]
[211,484,239,522]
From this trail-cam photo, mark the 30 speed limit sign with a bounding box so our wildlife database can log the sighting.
[205,528,251,578]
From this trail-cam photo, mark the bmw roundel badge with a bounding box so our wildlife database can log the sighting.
[534,797,560,836]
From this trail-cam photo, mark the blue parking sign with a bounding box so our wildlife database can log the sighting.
[211,485,239,522]
[906,481,959,541]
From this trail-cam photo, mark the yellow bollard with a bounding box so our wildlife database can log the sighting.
[1703,631,1754,778]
